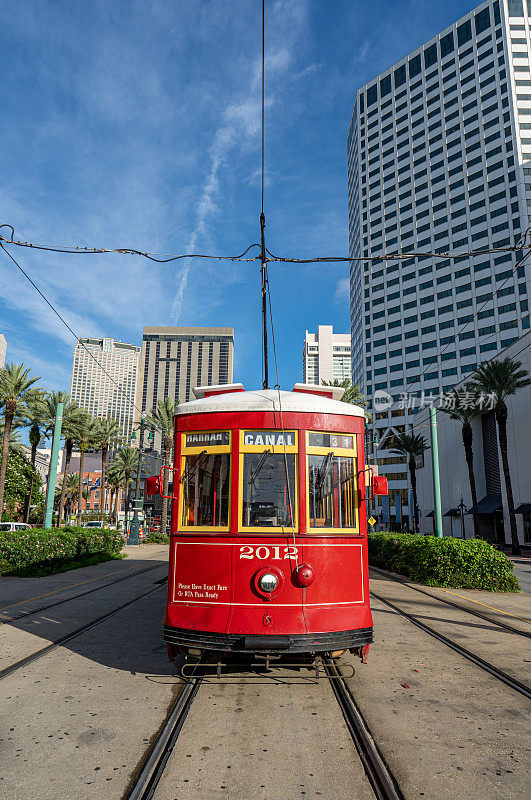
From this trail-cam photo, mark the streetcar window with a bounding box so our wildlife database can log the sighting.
[181,453,230,528]
[308,454,357,529]
[242,453,296,528]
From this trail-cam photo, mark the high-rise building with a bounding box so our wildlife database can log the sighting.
[0,334,6,368]
[348,0,531,516]
[302,326,351,385]
[136,326,234,450]
[70,338,141,439]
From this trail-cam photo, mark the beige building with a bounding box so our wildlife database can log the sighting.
[0,334,6,368]
[70,337,141,439]
[303,325,351,385]
[136,326,234,451]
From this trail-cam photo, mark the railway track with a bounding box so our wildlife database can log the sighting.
[324,657,404,800]
[370,590,531,700]
[124,657,403,800]
[369,565,531,638]
[0,562,165,624]
[124,675,202,800]
[0,577,167,681]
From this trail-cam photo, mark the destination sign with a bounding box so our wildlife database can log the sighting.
[243,430,295,447]
[308,432,353,449]
[185,431,230,447]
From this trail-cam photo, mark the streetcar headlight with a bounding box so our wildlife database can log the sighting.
[258,572,278,593]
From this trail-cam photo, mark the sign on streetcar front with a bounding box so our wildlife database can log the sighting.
[185,431,230,447]
[243,430,295,447]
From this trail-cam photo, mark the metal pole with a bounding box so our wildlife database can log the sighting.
[128,414,145,546]
[44,401,63,530]
[459,495,465,539]
[260,212,269,389]
[429,406,443,538]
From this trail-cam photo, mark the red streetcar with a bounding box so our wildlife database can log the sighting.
[148,381,387,663]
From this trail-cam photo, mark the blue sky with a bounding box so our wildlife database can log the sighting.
[1,0,475,395]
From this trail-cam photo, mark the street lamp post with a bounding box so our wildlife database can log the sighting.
[459,495,466,539]
[128,413,146,546]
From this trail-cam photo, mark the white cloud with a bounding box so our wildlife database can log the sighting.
[334,276,350,303]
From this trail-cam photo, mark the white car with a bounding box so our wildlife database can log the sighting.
[0,522,32,532]
[82,521,107,529]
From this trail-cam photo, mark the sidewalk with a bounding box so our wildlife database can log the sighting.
[0,544,169,619]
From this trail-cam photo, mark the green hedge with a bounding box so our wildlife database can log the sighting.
[368,532,520,592]
[0,527,124,576]
[146,530,170,544]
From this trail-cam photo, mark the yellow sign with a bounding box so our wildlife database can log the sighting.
[368,516,376,527]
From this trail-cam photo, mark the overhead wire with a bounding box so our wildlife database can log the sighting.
[0,227,261,263]
[2,223,528,266]
[0,241,145,420]
[261,0,265,216]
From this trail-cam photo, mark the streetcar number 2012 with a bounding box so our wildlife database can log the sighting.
[239,545,298,560]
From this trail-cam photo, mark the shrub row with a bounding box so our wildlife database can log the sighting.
[0,527,124,576]
[368,532,520,592]
[146,530,170,544]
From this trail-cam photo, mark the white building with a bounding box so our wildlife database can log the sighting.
[0,334,6,368]
[348,0,531,517]
[70,337,141,439]
[413,331,531,546]
[302,326,351,385]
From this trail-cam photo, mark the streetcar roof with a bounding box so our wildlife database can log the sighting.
[175,386,366,418]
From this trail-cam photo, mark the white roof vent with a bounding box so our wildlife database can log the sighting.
[292,383,345,402]
[193,383,244,400]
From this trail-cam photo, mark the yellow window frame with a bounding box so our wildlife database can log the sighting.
[239,429,298,533]
[306,431,359,534]
[179,430,232,532]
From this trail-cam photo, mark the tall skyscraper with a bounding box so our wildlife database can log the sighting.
[0,334,6,368]
[348,0,531,515]
[302,326,351,385]
[70,337,141,439]
[136,326,234,451]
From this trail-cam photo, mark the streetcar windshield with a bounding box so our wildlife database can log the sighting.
[242,453,296,528]
[181,453,230,527]
[308,454,357,529]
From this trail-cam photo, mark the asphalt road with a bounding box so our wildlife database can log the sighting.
[513,561,531,594]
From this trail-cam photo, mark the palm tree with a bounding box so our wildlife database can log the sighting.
[72,412,98,525]
[22,391,48,468]
[440,385,483,539]
[57,402,85,525]
[390,431,426,533]
[94,418,121,523]
[321,378,367,407]
[42,391,73,489]
[64,473,79,522]
[106,465,122,525]
[145,397,176,535]
[111,447,142,531]
[0,363,40,515]
[471,357,531,556]
[0,423,26,457]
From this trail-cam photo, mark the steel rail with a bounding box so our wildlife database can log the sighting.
[0,578,167,681]
[371,591,531,700]
[324,657,404,800]
[369,566,531,638]
[0,563,165,624]
[124,676,201,800]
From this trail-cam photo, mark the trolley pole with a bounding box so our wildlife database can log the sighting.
[260,211,269,389]
[44,401,63,530]
[429,406,443,538]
